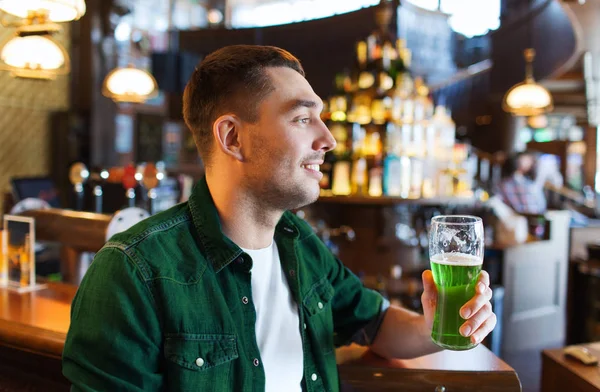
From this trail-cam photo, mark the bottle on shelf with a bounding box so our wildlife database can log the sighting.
[319,0,469,202]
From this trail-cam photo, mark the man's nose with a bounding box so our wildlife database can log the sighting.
[314,121,337,153]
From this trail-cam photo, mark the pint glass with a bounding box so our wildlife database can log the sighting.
[429,215,484,350]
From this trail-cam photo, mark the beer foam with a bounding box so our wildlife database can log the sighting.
[431,253,482,266]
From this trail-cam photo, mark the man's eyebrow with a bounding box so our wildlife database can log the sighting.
[285,99,323,113]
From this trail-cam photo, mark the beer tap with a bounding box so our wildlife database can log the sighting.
[122,164,138,208]
[142,162,159,215]
[68,162,89,211]
[93,185,103,213]
[93,169,110,213]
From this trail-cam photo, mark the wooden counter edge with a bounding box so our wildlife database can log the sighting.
[0,318,66,359]
[338,365,522,392]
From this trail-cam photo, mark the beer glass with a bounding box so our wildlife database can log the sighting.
[429,215,484,350]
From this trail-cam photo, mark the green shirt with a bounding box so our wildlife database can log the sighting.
[62,178,386,392]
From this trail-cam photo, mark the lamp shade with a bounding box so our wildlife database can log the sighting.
[502,80,553,117]
[0,0,86,22]
[0,34,68,79]
[502,48,553,116]
[102,65,159,103]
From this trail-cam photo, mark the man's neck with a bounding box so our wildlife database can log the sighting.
[206,173,282,250]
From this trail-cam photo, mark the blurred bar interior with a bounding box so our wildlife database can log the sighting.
[2,0,600,391]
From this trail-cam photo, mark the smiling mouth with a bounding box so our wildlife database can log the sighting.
[301,164,321,172]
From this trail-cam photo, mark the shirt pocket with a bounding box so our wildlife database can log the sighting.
[303,279,335,354]
[164,333,238,390]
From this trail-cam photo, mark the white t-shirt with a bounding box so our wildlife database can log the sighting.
[242,241,303,392]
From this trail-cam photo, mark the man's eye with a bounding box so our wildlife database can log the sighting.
[297,118,310,124]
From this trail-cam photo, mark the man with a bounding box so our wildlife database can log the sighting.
[498,151,547,214]
[63,45,496,391]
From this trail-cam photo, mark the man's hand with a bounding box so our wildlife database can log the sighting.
[421,270,497,345]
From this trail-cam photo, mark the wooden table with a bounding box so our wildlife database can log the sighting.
[0,283,521,391]
[542,343,600,392]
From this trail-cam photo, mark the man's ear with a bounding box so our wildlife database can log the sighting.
[213,114,244,161]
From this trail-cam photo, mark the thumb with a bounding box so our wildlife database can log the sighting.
[421,270,437,301]
[421,270,437,330]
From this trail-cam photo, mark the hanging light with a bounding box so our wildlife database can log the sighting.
[0,0,86,23]
[0,34,69,79]
[102,64,158,103]
[503,48,553,116]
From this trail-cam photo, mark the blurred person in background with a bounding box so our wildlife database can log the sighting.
[497,151,547,214]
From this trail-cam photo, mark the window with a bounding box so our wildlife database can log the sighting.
[406,0,500,37]
[230,0,380,28]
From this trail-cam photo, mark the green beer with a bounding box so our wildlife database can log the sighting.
[430,253,482,350]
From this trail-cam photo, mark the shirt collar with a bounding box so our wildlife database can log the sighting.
[188,177,300,273]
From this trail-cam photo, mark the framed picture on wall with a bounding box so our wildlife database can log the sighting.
[2,215,45,293]
[135,113,164,163]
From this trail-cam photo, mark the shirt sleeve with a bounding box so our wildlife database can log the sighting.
[326,255,388,347]
[62,247,164,391]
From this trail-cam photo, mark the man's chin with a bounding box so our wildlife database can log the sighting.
[288,186,320,210]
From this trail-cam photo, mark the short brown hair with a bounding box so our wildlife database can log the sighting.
[182,45,305,166]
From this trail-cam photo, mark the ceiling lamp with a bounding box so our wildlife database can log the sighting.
[102,64,158,103]
[503,48,553,116]
[0,0,86,23]
[0,34,69,79]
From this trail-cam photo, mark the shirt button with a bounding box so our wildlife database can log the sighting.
[195,358,204,367]
[318,302,324,309]
[253,358,260,367]
[289,269,296,277]
[242,296,249,305]
[311,373,318,381]
[283,227,294,233]
[303,323,307,330]
[236,257,244,264]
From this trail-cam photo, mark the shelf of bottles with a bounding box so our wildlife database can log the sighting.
[319,34,478,203]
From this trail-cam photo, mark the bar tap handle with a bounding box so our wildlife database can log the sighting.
[93,185,103,213]
[122,164,138,209]
[68,162,89,211]
[142,163,159,215]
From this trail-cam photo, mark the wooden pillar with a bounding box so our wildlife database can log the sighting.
[583,124,597,189]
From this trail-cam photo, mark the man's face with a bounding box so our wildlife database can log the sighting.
[517,154,535,175]
[239,67,336,211]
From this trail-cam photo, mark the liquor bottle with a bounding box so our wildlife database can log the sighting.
[409,157,423,199]
[391,40,414,124]
[350,123,368,195]
[331,150,352,196]
[368,163,383,197]
[351,156,368,195]
[322,122,350,191]
[357,38,376,90]
[413,77,429,124]
[320,152,335,191]
[348,93,372,125]
[383,123,402,196]
[365,130,383,197]
[329,72,349,122]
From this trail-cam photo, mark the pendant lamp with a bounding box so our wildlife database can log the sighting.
[0,33,69,79]
[502,48,553,116]
[102,64,158,103]
[0,0,86,23]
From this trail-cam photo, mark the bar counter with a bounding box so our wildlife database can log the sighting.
[0,282,522,391]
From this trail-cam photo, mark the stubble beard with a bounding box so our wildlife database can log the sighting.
[253,172,319,212]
